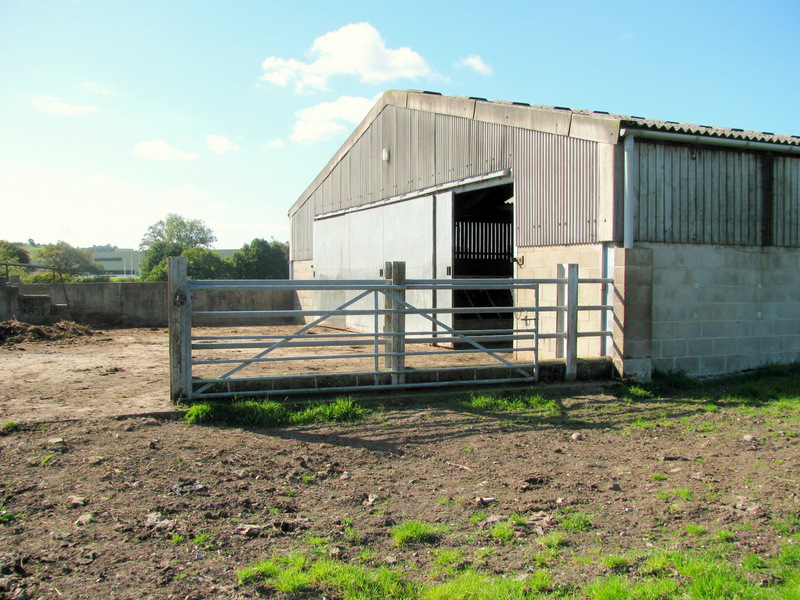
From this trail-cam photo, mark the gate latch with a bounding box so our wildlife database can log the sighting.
[174,291,187,307]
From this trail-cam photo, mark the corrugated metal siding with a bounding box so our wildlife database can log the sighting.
[774,155,800,247]
[514,129,599,246]
[635,141,763,245]
[290,200,313,260]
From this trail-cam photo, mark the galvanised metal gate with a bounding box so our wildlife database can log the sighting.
[168,258,612,401]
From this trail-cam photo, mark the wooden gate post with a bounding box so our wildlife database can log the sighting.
[392,261,406,385]
[168,256,192,402]
[383,261,406,385]
[563,263,579,382]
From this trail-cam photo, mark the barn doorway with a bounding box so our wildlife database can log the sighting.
[452,182,514,343]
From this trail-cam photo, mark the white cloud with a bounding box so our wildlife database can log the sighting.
[261,139,284,148]
[290,96,373,144]
[29,95,97,116]
[261,22,432,93]
[133,139,197,161]
[82,82,116,95]
[455,54,493,75]
[205,134,240,154]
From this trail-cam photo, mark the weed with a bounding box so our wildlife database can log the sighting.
[40,454,53,467]
[1,421,17,435]
[357,548,377,563]
[651,472,667,481]
[509,512,526,526]
[343,526,361,544]
[391,520,443,547]
[340,517,354,526]
[170,534,185,544]
[673,487,693,501]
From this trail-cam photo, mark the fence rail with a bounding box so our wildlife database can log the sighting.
[168,258,613,402]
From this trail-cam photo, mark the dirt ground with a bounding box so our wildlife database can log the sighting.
[0,326,798,599]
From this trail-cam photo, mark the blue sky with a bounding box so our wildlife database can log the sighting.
[1,0,798,249]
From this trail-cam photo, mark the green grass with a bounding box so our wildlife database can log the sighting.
[559,511,592,532]
[169,534,185,544]
[184,396,367,427]
[0,502,20,524]
[391,520,444,547]
[459,392,558,415]
[651,472,667,481]
[489,521,514,544]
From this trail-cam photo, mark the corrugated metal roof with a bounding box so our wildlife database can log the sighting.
[289,90,800,217]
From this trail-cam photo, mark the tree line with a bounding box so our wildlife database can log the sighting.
[0,214,289,283]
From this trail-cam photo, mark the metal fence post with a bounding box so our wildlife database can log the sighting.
[565,263,579,382]
[556,264,566,359]
[168,256,191,402]
[383,262,393,371]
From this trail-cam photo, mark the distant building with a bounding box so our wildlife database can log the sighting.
[289,89,800,379]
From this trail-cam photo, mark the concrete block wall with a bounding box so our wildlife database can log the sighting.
[515,244,607,359]
[291,260,315,322]
[647,243,800,375]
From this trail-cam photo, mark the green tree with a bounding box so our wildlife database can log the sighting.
[34,242,103,277]
[0,241,31,264]
[144,247,235,282]
[140,214,216,250]
[230,238,289,279]
[139,241,184,280]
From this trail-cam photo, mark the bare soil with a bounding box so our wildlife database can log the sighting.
[0,327,798,599]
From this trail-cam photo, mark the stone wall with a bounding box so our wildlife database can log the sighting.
[646,243,800,376]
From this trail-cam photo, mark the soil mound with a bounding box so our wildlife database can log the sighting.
[0,320,97,344]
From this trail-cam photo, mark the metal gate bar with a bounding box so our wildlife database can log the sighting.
[168,258,613,401]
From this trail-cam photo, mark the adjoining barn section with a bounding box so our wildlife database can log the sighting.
[289,90,800,380]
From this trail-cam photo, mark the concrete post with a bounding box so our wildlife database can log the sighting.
[563,264,579,382]
[168,256,192,402]
[612,247,653,381]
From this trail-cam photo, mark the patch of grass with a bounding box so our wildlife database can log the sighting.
[684,524,707,535]
[673,487,693,501]
[537,531,567,549]
[0,502,20,524]
[489,521,514,544]
[468,510,486,525]
[169,534,185,544]
[40,454,54,467]
[559,511,592,532]
[191,532,213,547]
[184,396,367,428]
[651,472,667,481]
[391,520,444,547]
[600,553,631,571]
[459,393,557,415]
[0,421,17,435]
[715,530,735,542]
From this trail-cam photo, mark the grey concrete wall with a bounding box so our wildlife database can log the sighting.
[647,243,800,376]
[14,282,297,327]
[0,286,21,320]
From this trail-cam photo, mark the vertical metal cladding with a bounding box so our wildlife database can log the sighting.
[514,129,599,247]
[290,200,314,260]
[774,155,800,247]
[635,141,763,246]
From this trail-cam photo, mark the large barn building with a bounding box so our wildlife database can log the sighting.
[288,90,800,380]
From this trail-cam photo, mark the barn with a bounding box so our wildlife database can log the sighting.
[288,90,800,380]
